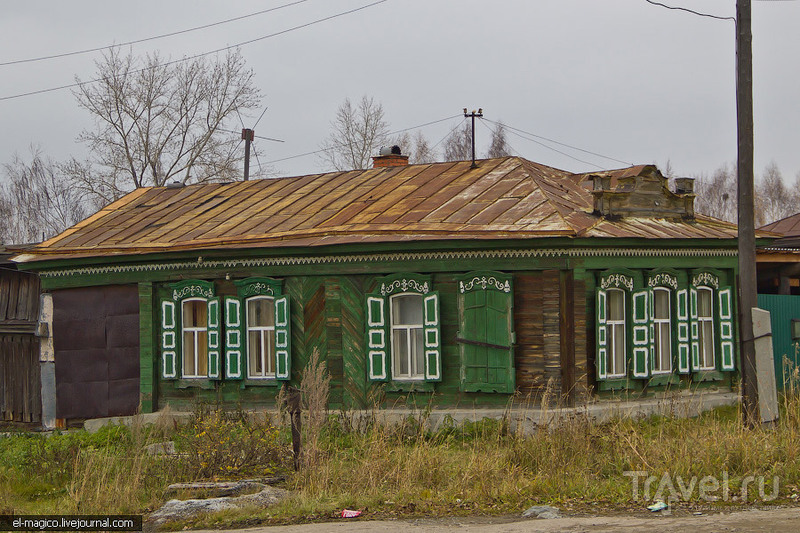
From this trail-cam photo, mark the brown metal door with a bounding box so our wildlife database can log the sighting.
[53,285,139,419]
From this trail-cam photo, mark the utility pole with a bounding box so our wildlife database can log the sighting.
[242,128,255,181]
[463,108,483,168]
[736,0,759,427]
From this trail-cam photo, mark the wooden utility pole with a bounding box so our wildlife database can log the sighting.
[736,0,759,426]
[463,108,483,168]
[242,128,255,181]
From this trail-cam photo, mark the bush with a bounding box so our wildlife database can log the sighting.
[176,407,287,479]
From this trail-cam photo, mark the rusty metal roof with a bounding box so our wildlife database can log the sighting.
[16,156,740,262]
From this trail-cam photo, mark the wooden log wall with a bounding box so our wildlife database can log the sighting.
[514,271,564,400]
[156,270,578,410]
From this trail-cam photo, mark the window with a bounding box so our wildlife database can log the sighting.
[456,271,515,393]
[390,294,425,380]
[697,287,715,370]
[182,298,209,378]
[595,269,736,386]
[652,288,672,374]
[607,289,626,378]
[160,280,220,380]
[225,278,291,381]
[246,296,276,378]
[366,274,441,384]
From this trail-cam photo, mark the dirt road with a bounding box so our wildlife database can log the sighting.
[191,507,800,532]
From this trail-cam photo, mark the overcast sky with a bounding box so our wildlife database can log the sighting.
[1,0,798,183]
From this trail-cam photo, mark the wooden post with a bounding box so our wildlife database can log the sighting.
[285,385,302,470]
[242,128,254,181]
[737,0,759,427]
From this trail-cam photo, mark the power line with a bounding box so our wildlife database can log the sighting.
[0,0,390,102]
[481,118,632,167]
[264,114,462,165]
[643,0,736,23]
[0,0,311,67]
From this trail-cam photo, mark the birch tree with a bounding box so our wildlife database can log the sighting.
[320,95,390,171]
[0,148,89,244]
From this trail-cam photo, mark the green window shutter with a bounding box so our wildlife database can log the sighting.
[424,292,442,382]
[224,297,244,379]
[689,287,700,371]
[274,295,291,380]
[161,299,179,379]
[366,295,389,381]
[632,289,650,378]
[207,297,221,379]
[596,289,608,380]
[458,275,515,393]
[718,286,735,371]
[675,289,691,374]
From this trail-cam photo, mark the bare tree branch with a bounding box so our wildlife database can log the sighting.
[69,47,261,203]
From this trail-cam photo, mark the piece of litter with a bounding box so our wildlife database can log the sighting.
[341,509,362,518]
[647,501,668,512]
[693,512,703,516]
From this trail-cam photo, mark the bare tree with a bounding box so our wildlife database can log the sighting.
[693,163,737,223]
[442,122,472,162]
[320,95,390,171]
[393,130,437,164]
[486,121,511,158]
[0,147,89,244]
[69,47,261,204]
[756,161,797,226]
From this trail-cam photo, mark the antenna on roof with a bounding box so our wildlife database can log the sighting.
[463,107,483,168]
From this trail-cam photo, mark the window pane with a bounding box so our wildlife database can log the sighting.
[612,323,625,375]
[658,323,672,372]
[702,322,714,368]
[249,330,263,376]
[654,289,670,319]
[183,331,196,375]
[393,330,410,376]
[608,290,624,321]
[392,294,423,325]
[183,300,207,327]
[698,289,712,318]
[248,298,274,327]
[412,328,425,376]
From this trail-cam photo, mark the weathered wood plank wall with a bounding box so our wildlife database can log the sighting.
[0,269,41,422]
[0,335,41,422]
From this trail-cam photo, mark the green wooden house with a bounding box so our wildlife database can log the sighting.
[12,155,743,422]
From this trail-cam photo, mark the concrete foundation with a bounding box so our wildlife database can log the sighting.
[83,390,739,434]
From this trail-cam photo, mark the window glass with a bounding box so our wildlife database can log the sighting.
[391,294,425,380]
[697,287,715,369]
[182,299,208,377]
[608,290,624,321]
[653,288,672,373]
[247,296,275,378]
[607,289,626,378]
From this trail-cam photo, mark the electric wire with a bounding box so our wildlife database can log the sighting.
[0,0,311,67]
[498,122,604,169]
[643,0,736,23]
[0,0,390,102]
[481,117,632,167]
[264,113,461,165]
[476,118,522,159]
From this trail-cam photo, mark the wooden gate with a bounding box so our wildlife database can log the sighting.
[0,264,41,423]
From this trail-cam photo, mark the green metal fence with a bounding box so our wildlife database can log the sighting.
[757,294,800,391]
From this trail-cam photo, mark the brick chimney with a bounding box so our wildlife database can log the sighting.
[372,145,409,168]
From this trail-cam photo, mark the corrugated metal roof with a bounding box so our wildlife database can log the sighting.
[17,156,740,262]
